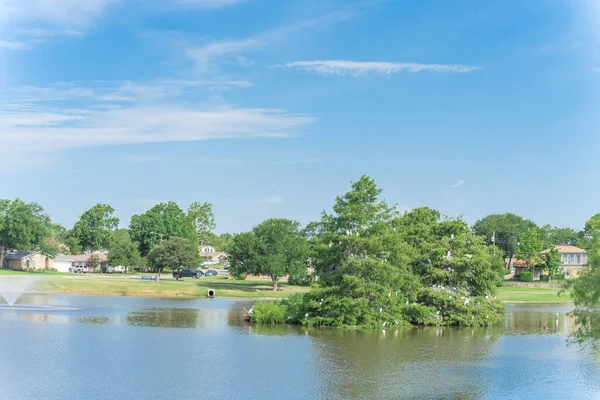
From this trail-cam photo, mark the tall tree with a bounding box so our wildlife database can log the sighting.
[187,202,216,247]
[544,247,562,281]
[129,202,197,258]
[108,229,143,272]
[229,218,309,290]
[0,199,51,268]
[539,224,581,248]
[584,213,600,236]
[516,227,545,276]
[473,213,537,266]
[72,204,119,252]
[147,237,198,278]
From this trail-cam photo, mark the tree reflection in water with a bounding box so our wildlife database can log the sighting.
[127,308,200,328]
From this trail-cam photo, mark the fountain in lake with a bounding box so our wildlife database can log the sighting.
[0,276,36,307]
[0,276,79,311]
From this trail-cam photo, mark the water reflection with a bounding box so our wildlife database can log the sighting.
[127,308,201,328]
[74,316,112,325]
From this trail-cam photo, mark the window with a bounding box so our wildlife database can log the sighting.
[26,259,30,268]
[32,259,36,268]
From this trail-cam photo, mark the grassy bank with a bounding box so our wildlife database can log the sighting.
[0,270,573,302]
[496,286,570,302]
[15,275,311,299]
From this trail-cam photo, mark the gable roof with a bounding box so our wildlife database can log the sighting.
[541,245,586,254]
[6,251,38,260]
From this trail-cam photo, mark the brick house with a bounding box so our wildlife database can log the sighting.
[506,244,588,280]
[3,251,53,271]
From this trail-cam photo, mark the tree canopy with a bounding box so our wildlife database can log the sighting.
[147,237,199,276]
[187,202,215,246]
[0,199,52,268]
[229,218,309,290]
[129,202,198,259]
[473,213,537,261]
[72,204,119,252]
[108,229,143,272]
[259,176,506,329]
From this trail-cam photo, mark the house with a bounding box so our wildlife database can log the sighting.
[200,251,228,264]
[541,244,588,279]
[506,244,588,280]
[54,254,75,273]
[4,251,53,271]
[200,245,215,253]
[71,252,109,272]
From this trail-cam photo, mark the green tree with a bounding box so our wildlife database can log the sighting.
[473,213,537,266]
[87,254,101,272]
[72,204,119,252]
[129,202,198,258]
[584,213,600,236]
[108,229,143,272]
[539,224,581,248]
[229,218,309,290]
[0,199,51,268]
[544,246,562,281]
[187,202,215,247]
[516,227,545,277]
[147,237,198,279]
[62,234,82,255]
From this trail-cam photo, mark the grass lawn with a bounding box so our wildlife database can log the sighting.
[496,286,571,302]
[6,274,311,299]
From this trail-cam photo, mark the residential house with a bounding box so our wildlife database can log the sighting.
[506,244,588,280]
[54,254,75,272]
[541,244,588,279]
[200,250,228,264]
[4,251,53,271]
[71,252,109,272]
[200,245,215,253]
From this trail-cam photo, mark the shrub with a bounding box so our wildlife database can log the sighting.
[520,272,533,282]
[251,301,288,324]
[540,275,549,282]
[288,273,313,286]
[551,273,565,281]
[232,273,247,280]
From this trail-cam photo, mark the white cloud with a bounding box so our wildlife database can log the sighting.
[187,38,262,72]
[257,196,286,204]
[179,0,247,8]
[0,40,30,50]
[0,81,314,167]
[284,60,481,76]
[449,180,465,188]
[18,28,84,37]
[1,0,117,27]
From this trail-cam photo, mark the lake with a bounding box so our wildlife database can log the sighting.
[0,295,598,400]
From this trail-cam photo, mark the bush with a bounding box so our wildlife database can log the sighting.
[551,273,565,281]
[251,301,288,324]
[288,273,313,286]
[232,273,247,280]
[520,272,533,282]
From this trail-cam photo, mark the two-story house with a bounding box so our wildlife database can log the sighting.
[542,244,588,279]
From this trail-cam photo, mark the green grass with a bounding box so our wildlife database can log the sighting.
[8,274,310,299]
[496,286,571,302]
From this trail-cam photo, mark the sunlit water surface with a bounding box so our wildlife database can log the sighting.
[0,295,598,400]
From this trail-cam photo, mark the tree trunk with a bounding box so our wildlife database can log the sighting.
[272,276,278,291]
[0,251,6,270]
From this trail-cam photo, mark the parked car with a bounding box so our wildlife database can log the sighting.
[173,269,203,278]
[204,269,218,277]
[70,265,88,274]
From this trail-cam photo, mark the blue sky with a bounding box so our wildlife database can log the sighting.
[1,0,600,233]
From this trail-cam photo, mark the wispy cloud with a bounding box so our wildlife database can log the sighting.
[257,196,286,204]
[0,40,30,50]
[284,60,481,76]
[179,0,247,8]
[18,28,85,37]
[186,10,354,72]
[449,180,465,189]
[0,0,117,50]
[0,80,314,167]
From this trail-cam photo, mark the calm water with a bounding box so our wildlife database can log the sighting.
[0,295,598,400]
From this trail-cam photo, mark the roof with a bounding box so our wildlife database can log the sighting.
[200,251,228,257]
[541,245,586,254]
[55,254,75,261]
[5,251,38,260]
[71,252,108,262]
